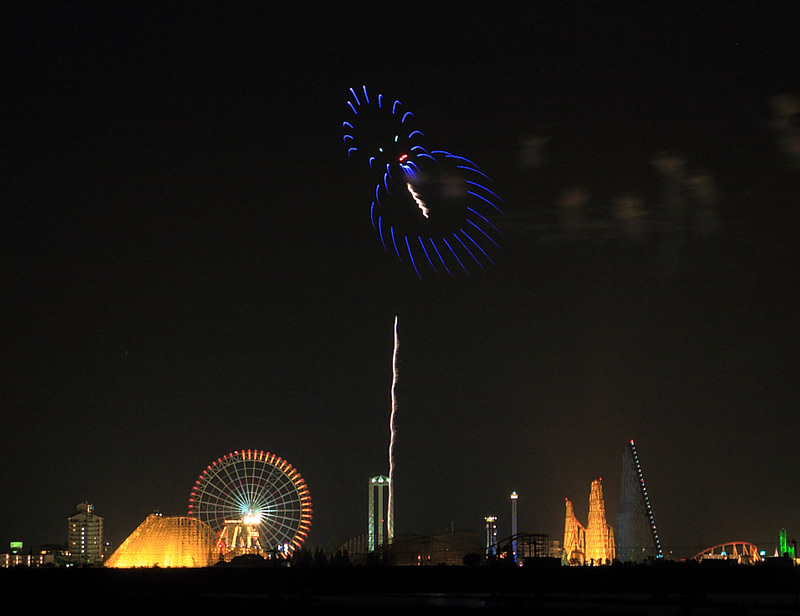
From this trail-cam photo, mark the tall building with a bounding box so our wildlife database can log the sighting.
[485,516,498,556]
[368,476,391,551]
[68,503,104,565]
[616,440,662,562]
[563,478,615,565]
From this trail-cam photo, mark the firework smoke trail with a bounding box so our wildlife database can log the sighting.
[388,315,398,541]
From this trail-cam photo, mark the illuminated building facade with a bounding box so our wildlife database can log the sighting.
[68,503,104,566]
[616,440,662,562]
[105,513,217,568]
[369,475,391,551]
[485,516,498,556]
[1,543,72,568]
[1,542,68,568]
[563,479,615,565]
[2,552,55,568]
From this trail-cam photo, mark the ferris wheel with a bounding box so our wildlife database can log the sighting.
[188,449,312,558]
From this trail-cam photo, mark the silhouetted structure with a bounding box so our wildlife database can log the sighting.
[339,529,482,566]
[616,440,662,562]
[381,530,484,566]
[496,533,553,564]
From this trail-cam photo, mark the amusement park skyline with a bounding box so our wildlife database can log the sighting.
[3,5,799,559]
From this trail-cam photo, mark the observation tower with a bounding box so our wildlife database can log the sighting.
[485,516,498,556]
[510,492,518,564]
[368,475,392,551]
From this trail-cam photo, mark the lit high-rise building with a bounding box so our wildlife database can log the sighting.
[485,516,498,556]
[68,503,104,565]
[616,440,662,562]
[368,476,391,551]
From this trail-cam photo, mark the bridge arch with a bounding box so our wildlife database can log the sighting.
[692,541,762,564]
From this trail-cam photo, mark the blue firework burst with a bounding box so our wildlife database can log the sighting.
[343,85,425,174]
[346,85,504,279]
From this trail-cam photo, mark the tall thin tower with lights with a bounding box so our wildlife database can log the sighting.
[510,492,518,563]
[368,476,391,552]
[485,516,498,556]
[616,440,663,562]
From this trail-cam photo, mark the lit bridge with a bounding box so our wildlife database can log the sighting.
[692,542,762,565]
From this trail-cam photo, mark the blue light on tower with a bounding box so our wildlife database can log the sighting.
[511,492,518,564]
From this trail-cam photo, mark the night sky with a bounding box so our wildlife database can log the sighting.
[3,4,799,559]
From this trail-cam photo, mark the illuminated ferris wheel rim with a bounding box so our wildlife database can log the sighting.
[187,449,312,553]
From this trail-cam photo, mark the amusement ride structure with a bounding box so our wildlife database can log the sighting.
[188,449,312,561]
[616,440,663,562]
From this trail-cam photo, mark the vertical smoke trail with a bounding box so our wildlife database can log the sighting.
[387,315,398,542]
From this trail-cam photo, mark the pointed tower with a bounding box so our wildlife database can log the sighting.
[616,440,662,562]
[585,478,615,564]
